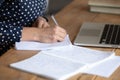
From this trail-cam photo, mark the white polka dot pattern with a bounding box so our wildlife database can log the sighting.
[0,0,47,55]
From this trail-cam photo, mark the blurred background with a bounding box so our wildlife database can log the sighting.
[45,0,73,15]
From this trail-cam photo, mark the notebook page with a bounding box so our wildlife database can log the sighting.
[10,52,85,80]
[81,56,120,78]
[42,45,114,64]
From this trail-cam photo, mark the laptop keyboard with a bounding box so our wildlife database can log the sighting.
[100,24,120,45]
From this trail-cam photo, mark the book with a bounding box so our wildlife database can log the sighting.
[10,45,117,80]
[88,0,120,7]
[88,0,120,14]
[90,6,120,15]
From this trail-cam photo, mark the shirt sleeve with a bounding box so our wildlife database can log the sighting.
[0,22,22,55]
[0,0,4,5]
[0,0,47,55]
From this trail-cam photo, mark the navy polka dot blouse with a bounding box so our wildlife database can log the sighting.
[0,0,47,55]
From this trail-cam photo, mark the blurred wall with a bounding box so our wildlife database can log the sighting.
[45,0,73,15]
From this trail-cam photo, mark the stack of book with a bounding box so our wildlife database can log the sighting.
[88,0,120,14]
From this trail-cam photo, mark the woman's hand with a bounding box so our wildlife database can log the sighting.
[35,26,67,43]
[21,26,67,43]
[21,16,67,43]
[32,17,50,28]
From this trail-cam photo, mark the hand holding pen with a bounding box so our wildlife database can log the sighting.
[23,15,67,43]
[50,15,67,42]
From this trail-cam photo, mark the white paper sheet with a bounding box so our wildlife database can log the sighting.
[42,45,114,64]
[10,44,120,79]
[81,56,120,78]
[15,35,72,50]
[12,34,120,79]
[10,52,85,80]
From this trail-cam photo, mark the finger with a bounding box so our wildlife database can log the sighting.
[53,26,67,39]
[54,25,67,34]
[42,22,50,28]
[38,20,44,28]
[38,18,50,28]
[56,35,65,42]
[49,33,65,42]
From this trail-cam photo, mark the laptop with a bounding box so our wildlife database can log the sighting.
[74,22,120,48]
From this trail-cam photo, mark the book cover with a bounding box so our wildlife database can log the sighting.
[90,6,120,14]
[88,0,120,14]
[88,0,120,8]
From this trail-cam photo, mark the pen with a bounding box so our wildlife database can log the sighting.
[51,15,59,26]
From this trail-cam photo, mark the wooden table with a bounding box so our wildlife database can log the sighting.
[1,0,120,80]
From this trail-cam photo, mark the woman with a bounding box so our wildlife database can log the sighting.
[0,0,67,55]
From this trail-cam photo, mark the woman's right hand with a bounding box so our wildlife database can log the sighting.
[21,26,67,43]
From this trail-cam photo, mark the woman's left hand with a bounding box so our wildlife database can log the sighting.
[32,16,50,28]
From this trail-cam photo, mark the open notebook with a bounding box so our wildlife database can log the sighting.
[10,45,120,80]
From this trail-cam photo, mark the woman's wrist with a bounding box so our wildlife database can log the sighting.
[21,27,40,41]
